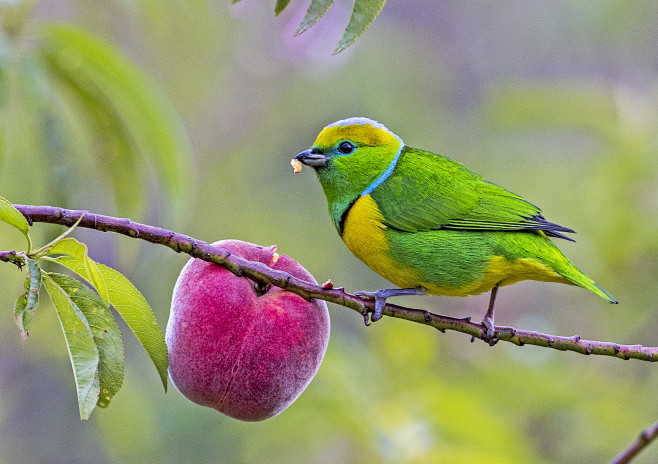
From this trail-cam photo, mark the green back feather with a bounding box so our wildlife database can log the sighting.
[372,147,575,240]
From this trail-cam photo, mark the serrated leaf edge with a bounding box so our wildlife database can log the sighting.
[44,256,168,392]
[42,273,100,420]
[295,0,335,36]
[334,0,386,54]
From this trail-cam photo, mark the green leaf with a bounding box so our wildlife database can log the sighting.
[334,0,386,54]
[275,0,292,15]
[14,259,43,343]
[43,61,144,216]
[43,273,100,420]
[49,256,168,391]
[26,259,42,311]
[13,291,28,342]
[295,0,335,35]
[40,25,192,215]
[47,273,124,409]
[0,195,31,250]
[45,237,110,305]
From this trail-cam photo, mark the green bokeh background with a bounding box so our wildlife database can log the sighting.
[1,1,658,463]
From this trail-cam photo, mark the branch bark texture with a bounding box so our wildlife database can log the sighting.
[609,421,658,464]
[11,204,658,362]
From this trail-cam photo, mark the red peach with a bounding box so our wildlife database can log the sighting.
[166,239,330,421]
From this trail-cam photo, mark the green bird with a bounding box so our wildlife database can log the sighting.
[293,117,617,339]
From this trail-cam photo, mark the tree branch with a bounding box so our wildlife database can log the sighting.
[11,204,658,362]
[608,421,658,464]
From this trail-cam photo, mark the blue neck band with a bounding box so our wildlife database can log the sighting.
[360,145,403,197]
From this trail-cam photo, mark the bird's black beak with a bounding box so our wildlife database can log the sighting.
[294,149,329,168]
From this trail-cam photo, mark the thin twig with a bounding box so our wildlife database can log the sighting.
[608,421,658,464]
[0,250,25,269]
[10,204,658,362]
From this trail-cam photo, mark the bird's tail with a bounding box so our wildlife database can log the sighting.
[559,264,619,304]
[585,280,619,304]
[508,232,619,304]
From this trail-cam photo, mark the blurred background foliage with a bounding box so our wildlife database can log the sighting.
[1,0,658,463]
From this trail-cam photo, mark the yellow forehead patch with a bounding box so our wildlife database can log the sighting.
[313,118,403,150]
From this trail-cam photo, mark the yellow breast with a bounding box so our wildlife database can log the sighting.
[341,195,422,288]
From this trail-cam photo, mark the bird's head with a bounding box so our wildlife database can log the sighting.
[293,117,405,230]
[294,117,404,195]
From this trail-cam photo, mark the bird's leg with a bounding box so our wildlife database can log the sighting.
[355,287,428,324]
[481,283,501,345]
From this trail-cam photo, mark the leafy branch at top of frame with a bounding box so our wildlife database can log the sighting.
[234,0,387,54]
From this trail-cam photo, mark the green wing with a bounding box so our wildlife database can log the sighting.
[372,147,575,241]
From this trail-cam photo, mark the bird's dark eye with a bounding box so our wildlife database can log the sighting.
[338,141,355,154]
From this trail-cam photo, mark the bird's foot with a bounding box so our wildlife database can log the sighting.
[480,315,499,346]
[480,283,501,346]
[355,287,427,325]
[354,289,390,324]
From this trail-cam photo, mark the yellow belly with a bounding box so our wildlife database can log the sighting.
[341,195,423,289]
